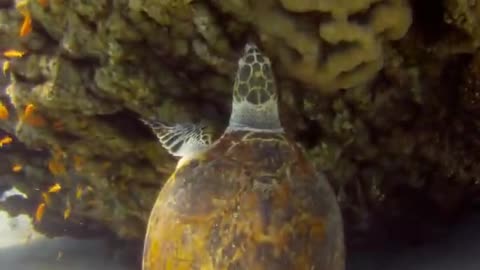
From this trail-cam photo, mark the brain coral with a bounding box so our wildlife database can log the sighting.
[213,0,412,93]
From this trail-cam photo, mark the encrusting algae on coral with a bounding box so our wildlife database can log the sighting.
[38,0,48,8]
[21,103,47,127]
[53,120,65,131]
[73,155,85,172]
[48,155,67,176]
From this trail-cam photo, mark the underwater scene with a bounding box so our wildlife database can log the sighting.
[1,0,480,269]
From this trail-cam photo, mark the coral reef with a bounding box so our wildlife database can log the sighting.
[445,0,480,45]
[211,0,412,93]
[0,0,479,255]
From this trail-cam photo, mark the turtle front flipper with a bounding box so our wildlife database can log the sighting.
[140,118,213,158]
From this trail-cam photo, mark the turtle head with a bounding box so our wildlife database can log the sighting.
[228,43,283,132]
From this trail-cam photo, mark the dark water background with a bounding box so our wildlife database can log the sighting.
[347,210,480,270]
[1,209,479,270]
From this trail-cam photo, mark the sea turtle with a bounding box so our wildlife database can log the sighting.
[141,43,345,270]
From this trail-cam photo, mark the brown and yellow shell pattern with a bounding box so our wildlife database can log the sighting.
[142,44,345,270]
[143,131,344,270]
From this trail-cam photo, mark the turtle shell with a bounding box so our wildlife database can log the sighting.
[143,130,345,270]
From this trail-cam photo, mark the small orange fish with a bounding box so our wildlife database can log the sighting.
[3,50,25,58]
[12,164,22,172]
[0,136,13,147]
[0,102,8,119]
[42,192,51,205]
[22,104,47,127]
[63,199,71,220]
[35,202,46,223]
[75,185,83,199]
[24,103,35,118]
[2,61,10,75]
[19,13,32,37]
[48,183,62,193]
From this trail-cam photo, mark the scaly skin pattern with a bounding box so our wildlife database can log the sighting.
[233,44,276,105]
[143,131,345,270]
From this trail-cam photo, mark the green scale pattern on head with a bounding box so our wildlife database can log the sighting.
[233,44,277,105]
[228,43,283,132]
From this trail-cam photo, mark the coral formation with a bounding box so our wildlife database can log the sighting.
[212,0,412,93]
